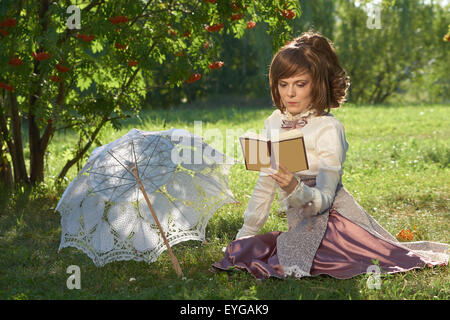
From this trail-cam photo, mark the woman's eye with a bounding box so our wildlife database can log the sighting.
[279,83,305,88]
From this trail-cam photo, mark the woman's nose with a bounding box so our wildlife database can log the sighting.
[287,85,296,97]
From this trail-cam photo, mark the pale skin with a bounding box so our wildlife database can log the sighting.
[269,72,313,195]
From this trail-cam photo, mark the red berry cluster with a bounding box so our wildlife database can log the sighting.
[32,52,52,61]
[205,23,223,32]
[9,58,23,66]
[0,18,17,28]
[208,61,224,70]
[56,63,70,73]
[0,82,14,91]
[230,13,243,21]
[281,9,295,19]
[186,73,201,84]
[0,17,17,37]
[77,34,95,42]
[246,21,256,29]
[109,16,129,24]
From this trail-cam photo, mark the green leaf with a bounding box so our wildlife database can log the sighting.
[77,75,93,92]
[91,40,104,54]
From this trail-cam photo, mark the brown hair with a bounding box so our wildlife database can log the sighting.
[269,30,350,115]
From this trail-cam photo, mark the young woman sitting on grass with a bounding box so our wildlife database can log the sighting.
[212,30,449,280]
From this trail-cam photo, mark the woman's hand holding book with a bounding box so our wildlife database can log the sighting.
[267,162,298,195]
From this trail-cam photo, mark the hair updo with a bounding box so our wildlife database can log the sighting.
[269,30,350,115]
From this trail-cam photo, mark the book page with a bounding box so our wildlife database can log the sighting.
[270,134,308,172]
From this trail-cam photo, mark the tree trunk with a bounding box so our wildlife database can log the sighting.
[29,121,45,184]
[0,140,13,187]
[0,92,29,184]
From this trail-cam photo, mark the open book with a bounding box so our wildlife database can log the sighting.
[239,129,309,173]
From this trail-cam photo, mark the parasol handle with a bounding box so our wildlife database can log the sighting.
[130,166,183,278]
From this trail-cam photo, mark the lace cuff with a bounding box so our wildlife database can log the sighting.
[283,176,321,215]
[235,224,260,239]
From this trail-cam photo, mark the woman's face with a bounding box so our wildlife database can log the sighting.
[277,72,313,116]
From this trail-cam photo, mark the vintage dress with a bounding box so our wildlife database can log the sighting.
[213,108,449,279]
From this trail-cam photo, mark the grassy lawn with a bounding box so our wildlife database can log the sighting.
[0,100,449,300]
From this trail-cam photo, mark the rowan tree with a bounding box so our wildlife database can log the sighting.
[0,0,300,185]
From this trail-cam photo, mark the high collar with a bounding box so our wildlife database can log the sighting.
[281,108,317,121]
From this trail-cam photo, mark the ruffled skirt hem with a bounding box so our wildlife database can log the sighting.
[212,209,448,280]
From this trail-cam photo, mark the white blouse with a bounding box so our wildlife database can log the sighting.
[236,108,349,239]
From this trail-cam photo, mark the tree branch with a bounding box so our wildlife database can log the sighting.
[0,93,29,183]
[83,0,105,13]
[56,114,108,181]
[56,25,162,181]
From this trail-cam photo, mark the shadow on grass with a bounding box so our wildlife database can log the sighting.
[1,184,447,300]
[0,185,366,300]
[122,95,275,129]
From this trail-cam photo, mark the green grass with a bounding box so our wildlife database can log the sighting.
[0,100,449,300]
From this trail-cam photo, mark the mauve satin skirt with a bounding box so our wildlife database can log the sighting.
[212,209,446,280]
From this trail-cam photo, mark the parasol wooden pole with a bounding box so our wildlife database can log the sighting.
[130,166,183,278]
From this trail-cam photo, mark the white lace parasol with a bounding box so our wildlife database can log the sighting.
[56,128,236,268]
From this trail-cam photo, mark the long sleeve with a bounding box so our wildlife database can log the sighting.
[235,173,277,239]
[236,117,278,239]
[282,118,348,215]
